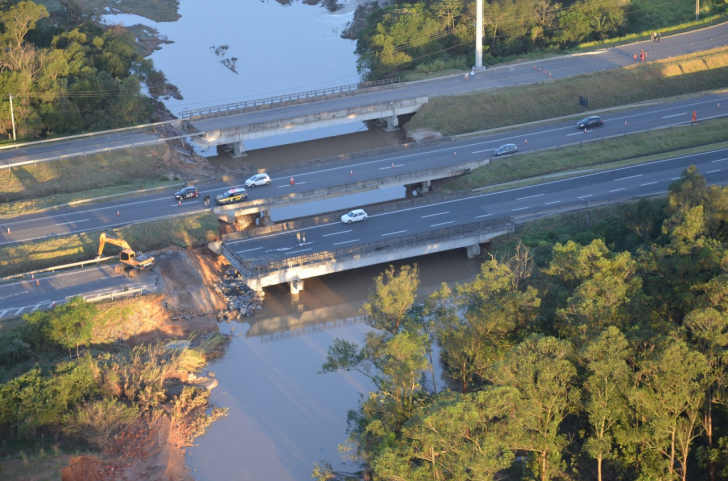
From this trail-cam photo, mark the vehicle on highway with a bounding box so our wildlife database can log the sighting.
[245,173,271,187]
[174,186,199,200]
[216,187,248,205]
[577,116,603,129]
[493,144,519,156]
[341,209,368,224]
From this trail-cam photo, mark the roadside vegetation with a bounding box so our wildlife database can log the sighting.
[406,46,728,135]
[443,116,728,191]
[0,296,228,476]
[318,167,728,481]
[353,0,728,80]
[0,213,219,278]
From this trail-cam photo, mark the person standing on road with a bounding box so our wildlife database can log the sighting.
[297,232,301,244]
[651,32,655,42]
[203,194,210,207]
[657,32,661,43]
[640,49,645,62]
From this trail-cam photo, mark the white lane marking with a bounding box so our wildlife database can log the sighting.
[567,131,589,136]
[382,230,407,236]
[0,309,7,319]
[707,170,720,174]
[379,164,402,169]
[545,201,561,205]
[472,148,494,154]
[333,240,359,246]
[712,158,728,162]
[662,112,687,118]
[422,211,449,218]
[512,207,529,212]
[31,304,42,312]
[517,193,544,200]
[615,174,643,181]
[278,181,307,188]
[610,188,626,193]
[431,221,455,227]
[14,307,25,315]
[672,177,681,180]
[238,247,263,253]
[641,182,657,186]
[323,230,352,237]
[55,219,89,226]
[288,248,312,254]
[474,214,492,218]
[577,194,594,199]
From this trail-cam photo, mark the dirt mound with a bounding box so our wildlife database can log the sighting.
[154,248,227,317]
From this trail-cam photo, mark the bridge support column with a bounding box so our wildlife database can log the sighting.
[466,244,481,259]
[289,279,304,295]
[384,114,399,131]
[259,210,274,226]
[231,141,246,158]
[420,180,432,193]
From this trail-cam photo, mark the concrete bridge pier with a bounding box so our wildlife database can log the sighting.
[466,244,481,258]
[227,140,246,158]
[259,210,274,226]
[420,180,432,193]
[289,279,304,294]
[383,114,399,131]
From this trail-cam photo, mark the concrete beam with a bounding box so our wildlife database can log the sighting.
[241,228,512,291]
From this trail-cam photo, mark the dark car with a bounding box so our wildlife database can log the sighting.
[493,143,519,156]
[174,186,199,200]
[577,116,603,129]
[216,187,248,205]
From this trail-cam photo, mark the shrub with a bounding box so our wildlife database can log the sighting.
[64,398,138,450]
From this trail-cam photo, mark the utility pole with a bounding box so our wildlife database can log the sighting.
[475,0,483,70]
[696,0,700,20]
[8,94,16,141]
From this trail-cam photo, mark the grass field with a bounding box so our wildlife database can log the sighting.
[442,117,728,191]
[0,145,185,217]
[0,213,219,278]
[406,47,728,136]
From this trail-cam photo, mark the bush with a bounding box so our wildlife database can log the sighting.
[64,398,138,450]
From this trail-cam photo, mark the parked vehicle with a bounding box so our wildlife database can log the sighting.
[493,144,519,156]
[341,209,368,224]
[174,186,199,200]
[216,187,248,205]
[577,116,603,129]
[245,173,271,187]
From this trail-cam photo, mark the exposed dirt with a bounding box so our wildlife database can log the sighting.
[57,247,230,481]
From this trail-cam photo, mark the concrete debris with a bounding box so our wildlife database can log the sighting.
[213,268,265,322]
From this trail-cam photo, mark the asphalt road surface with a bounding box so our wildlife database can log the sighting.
[228,146,728,266]
[2,91,726,246]
[0,21,726,170]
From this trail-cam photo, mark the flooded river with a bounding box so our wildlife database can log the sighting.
[101,1,480,479]
[186,250,485,480]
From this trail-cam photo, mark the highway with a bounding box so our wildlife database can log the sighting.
[228,147,728,265]
[2,91,726,246]
[0,21,726,170]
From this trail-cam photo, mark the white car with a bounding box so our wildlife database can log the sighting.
[341,209,368,224]
[244,173,271,187]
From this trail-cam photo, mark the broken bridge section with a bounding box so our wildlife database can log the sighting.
[219,218,514,294]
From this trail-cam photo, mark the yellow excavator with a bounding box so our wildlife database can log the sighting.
[98,233,155,277]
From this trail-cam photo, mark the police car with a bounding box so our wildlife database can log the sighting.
[216,187,248,205]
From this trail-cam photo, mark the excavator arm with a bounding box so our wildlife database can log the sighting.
[98,232,133,257]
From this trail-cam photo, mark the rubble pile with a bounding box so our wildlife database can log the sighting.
[213,268,264,321]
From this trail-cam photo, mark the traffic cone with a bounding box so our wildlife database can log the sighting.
[36,279,39,286]
[178,199,181,206]
[549,72,552,77]
[290,177,294,185]
[31,274,34,279]
[6,227,9,233]
[533,65,536,69]
[625,121,628,126]
[391,162,395,168]
[51,301,55,307]
[453,152,457,157]
[584,128,588,133]
[350,170,353,176]
[117,210,120,216]
[525,139,528,144]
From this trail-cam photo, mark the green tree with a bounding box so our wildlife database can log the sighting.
[362,264,420,335]
[487,335,578,481]
[580,327,632,481]
[24,296,96,357]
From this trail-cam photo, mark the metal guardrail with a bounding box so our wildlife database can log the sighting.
[0,256,114,282]
[179,78,401,119]
[241,217,513,277]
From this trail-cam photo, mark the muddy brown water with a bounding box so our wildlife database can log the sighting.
[186,249,486,480]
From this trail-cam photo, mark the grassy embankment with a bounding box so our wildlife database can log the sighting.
[408,46,728,190]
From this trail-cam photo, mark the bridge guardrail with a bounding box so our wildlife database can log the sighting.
[180,78,402,120]
[0,256,115,283]
[238,217,513,278]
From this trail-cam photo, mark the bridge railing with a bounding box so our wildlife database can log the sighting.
[179,78,401,119]
[241,217,513,278]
